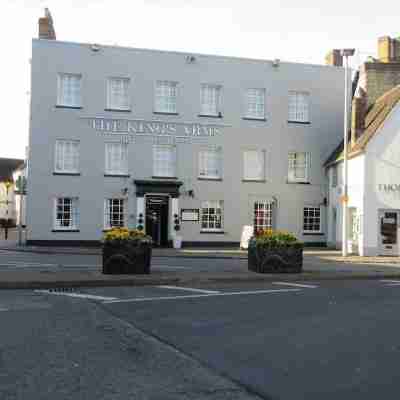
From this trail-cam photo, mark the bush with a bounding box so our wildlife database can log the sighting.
[252,229,303,248]
[103,227,152,244]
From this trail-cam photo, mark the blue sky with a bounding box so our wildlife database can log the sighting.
[1,0,400,159]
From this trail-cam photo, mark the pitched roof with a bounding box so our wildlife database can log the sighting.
[0,158,24,182]
[325,85,400,167]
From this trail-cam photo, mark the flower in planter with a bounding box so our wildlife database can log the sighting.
[103,227,152,244]
[253,229,302,248]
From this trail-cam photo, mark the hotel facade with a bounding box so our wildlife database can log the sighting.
[26,12,345,247]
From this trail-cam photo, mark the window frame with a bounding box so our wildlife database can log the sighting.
[288,151,310,183]
[253,200,273,233]
[243,149,266,182]
[244,88,266,120]
[288,91,310,123]
[200,200,224,232]
[104,198,126,229]
[303,206,322,234]
[198,147,222,180]
[57,73,82,108]
[105,142,129,176]
[54,139,80,174]
[53,197,79,231]
[200,84,222,117]
[106,77,131,111]
[152,145,177,178]
[154,80,178,114]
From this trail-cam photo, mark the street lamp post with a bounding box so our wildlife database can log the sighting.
[340,49,355,257]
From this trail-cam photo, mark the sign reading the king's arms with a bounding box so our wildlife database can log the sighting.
[86,118,225,138]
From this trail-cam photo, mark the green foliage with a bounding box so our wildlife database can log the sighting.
[252,229,303,248]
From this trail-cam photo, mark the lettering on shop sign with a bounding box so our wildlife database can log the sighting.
[83,117,227,144]
[378,184,400,192]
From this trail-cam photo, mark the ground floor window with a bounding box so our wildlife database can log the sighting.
[253,201,273,233]
[303,206,321,233]
[54,197,79,230]
[201,201,223,231]
[104,198,125,229]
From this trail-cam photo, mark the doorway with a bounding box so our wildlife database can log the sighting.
[378,209,400,256]
[145,195,169,247]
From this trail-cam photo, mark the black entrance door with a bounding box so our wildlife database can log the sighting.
[145,196,169,247]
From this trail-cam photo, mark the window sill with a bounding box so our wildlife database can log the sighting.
[198,176,222,181]
[242,179,266,183]
[53,172,81,176]
[303,232,324,236]
[153,111,179,116]
[55,105,83,110]
[200,230,225,234]
[104,108,131,112]
[152,176,177,180]
[104,174,130,178]
[242,117,266,121]
[286,181,310,185]
[52,229,80,233]
[198,114,223,118]
[287,120,310,125]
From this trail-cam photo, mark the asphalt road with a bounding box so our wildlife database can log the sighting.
[2,280,400,399]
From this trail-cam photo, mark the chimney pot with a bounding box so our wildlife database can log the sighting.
[38,8,56,40]
[325,49,343,67]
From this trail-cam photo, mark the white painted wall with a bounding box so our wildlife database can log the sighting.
[364,102,400,256]
[328,155,365,254]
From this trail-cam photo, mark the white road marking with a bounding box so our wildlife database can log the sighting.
[273,281,318,289]
[381,280,400,283]
[35,290,118,301]
[0,307,9,312]
[103,288,301,304]
[157,285,220,294]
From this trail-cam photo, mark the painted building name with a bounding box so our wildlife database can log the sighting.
[85,117,224,137]
[378,184,400,192]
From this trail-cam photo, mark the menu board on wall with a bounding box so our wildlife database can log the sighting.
[181,209,199,221]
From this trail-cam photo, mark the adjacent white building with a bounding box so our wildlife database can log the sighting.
[326,36,400,256]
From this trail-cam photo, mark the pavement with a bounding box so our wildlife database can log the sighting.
[2,240,400,288]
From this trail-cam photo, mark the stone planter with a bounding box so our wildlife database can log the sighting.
[102,241,152,274]
[248,239,303,273]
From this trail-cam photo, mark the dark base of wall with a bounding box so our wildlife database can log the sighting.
[26,240,326,248]
[182,241,240,248]
[303,242,326,247]
[26,240,101,247]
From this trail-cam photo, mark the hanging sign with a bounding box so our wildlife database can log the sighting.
[181,209,199,222]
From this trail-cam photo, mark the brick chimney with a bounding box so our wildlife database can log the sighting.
[351,88,367,146]
[325,49,343,67]
[378,36,400,63]
[38,8,56,40]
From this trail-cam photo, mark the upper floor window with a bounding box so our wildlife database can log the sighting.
[153,145,176,177]
[201,200,223,231]
[288,152,309,183]
[57,73,82,107]
[55,140,79,173]
[200,84,221,117]
[243,150,265,181]
[105,142,128,175]
[155,81,177,114]
[107,77,130,111]
[198,147,222,179]
[54,197,79,230]
[303,206,321,233]
[104,198,125,229]
[288,91,309,123]
[245,88,266,119]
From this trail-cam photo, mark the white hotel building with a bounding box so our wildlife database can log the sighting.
[26,10,345,247]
